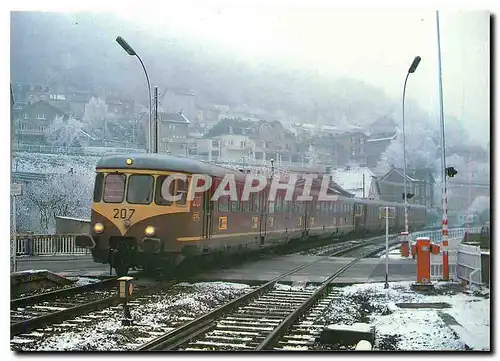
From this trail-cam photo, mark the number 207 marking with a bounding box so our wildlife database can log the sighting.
[113,208,135,220]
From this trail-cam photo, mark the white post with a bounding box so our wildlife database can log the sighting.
[11,195,17,273]
[384,206,389,289]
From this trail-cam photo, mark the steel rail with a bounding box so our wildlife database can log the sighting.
[255,239,398,350]
[11,295,120,337]
[137,236,396,351]
[11,277,118,309]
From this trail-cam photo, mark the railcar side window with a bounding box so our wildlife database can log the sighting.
[231,199,241,212]
[155,175,174,206]
[242,198,250,212]
[275,193,283,213]
[93,173,104,202]
[127,175,154,204]
[176,178,188,205]
[219,196,230,212]
[252,193,260,213]
[103,173,126,203]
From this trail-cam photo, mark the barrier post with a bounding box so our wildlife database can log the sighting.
[442,219,449,281]
[416,237,431,284]
[400,231,409,257]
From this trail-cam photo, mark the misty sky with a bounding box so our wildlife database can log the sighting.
[114,4,489,144]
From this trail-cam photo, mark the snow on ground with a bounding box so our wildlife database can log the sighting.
[66,277,101,286]
[275,283,319,292]
[12,152,100,174]
[326,281,490,351]
[379,248,410,260]
[11,281,254,351]
[12,269,50,275]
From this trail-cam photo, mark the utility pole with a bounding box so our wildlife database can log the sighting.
[362,173,366,199]
[153,86,159,153]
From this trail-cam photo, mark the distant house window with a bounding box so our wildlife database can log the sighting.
[36,113,47,120]
[23,113,28,119]
[241,141,245,148]
[20,124,27,130]
[38,126,45,132]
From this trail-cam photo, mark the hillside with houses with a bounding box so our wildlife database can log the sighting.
[11,82,490,233]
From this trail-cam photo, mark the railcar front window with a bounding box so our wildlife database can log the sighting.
[103,173,126,203]
[93,173,104,202]
[127,175,154,204]
[176,178,188,205]
[156,175,174,206]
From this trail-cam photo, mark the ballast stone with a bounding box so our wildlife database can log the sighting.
[319,323,375,346]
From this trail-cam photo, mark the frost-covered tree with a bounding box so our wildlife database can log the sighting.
[375,124,438,174]
[46,115,85,147]
[468,196,490,216]
[83,97,108,123]
[22,169,94,233]
[82,96,110,138]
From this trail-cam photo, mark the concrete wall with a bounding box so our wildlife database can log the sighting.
[55,216,90,234]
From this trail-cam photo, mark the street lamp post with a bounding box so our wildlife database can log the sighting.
[402,55,421,241]
[116,36,152,153]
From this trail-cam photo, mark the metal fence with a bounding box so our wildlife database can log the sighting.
[12,143,147,156]
[427,235,483,285]
[456,244,482,286]
[13,234,88,256]
[430,248,458,281]
[411,227,482,248]
[411,227,483,283]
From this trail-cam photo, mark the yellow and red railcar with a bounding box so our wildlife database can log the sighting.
[76,154,427,275]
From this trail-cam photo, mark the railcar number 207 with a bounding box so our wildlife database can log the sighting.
[113,208,135,220]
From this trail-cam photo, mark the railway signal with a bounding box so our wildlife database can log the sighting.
[446,166,458,178]
[401,193,414,200]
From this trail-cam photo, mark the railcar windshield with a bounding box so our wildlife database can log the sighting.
[93,173,104,202]
[127,174,154,204]
[103,173,126,203]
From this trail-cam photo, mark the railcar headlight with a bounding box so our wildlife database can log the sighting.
[126,158,133,165]
[94,223,104,234]
[145,226,156,237]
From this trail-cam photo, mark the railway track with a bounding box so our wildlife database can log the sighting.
[11,278,121,337]
[136,237,395,351]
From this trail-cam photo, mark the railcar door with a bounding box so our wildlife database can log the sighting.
[202,181,214,239]
[259,188,268,246]
[303,200,311,238]
[353,203,363,230]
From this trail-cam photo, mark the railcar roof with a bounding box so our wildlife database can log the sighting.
[96,153,245,179]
